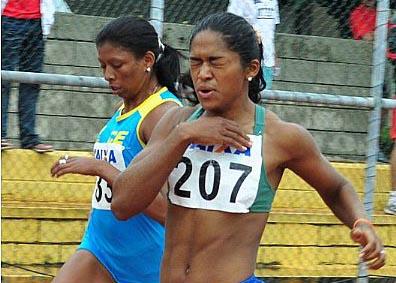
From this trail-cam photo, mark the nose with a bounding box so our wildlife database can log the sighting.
[197,62,213,81]
[103,66,115,82]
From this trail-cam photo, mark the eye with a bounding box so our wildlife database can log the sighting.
[189,58,202,67]
[210,58,225,67]
[112,63,123,69]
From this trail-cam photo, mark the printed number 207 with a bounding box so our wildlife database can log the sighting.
[174,157,252,203]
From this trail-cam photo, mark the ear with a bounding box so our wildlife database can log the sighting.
[245,59,260,80]
[143,51,156,70]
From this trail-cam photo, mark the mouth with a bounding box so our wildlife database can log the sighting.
[197,88,215,99]
[110,85,122,94]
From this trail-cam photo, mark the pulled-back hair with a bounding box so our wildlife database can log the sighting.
[180,12,265,104]
[96,16,182,94]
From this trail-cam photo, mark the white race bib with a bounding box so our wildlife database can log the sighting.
[256,0,276,19]
[91,142,125,210]
[168,135,262,213]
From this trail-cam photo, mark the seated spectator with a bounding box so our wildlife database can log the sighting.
[350,0,376,41]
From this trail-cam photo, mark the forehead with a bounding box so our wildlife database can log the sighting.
[98,42,135,58]
[190,29,234,57]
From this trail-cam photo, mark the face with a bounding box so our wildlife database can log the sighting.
[97,42,147,99]
[189,30,253,112]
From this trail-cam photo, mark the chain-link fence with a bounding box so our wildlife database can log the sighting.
[1,0,396,282]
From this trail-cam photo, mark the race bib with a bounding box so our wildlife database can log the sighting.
[168,135,262,213]
[91,142,126,210]
[256,0,276,19]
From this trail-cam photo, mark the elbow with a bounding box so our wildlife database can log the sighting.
[111,200,146,221]
[111,192,144,220]
[111,201,131,221]
[111,176,135,221]
[111,174,152,220]
[111,201,149,221]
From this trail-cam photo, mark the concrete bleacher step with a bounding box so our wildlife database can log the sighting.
[2,149,396,281]
[2,150,392,211]
[2,202,396,279]
[1,265,56,283]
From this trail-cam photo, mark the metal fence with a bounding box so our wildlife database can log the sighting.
[1,0,396,282]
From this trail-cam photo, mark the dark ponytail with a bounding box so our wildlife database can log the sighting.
[96,16,183,96]
[155,43,182,94]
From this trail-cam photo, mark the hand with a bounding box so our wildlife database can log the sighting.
[179,116,252,151]
[350,223,386,270]
[51,155,102,178]
[274,57,281,77]
[362,32,374,41]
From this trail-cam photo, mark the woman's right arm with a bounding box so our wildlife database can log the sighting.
[111,107,252,220]
[111,108,191,220]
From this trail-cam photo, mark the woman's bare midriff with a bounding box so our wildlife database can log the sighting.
[161,204,269,283]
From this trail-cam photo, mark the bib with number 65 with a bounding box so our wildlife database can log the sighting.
[91,142,125,210]
[168,134,264,213]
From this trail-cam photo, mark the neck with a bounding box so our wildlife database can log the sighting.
[205,96,256,132]
[123,76,160,113]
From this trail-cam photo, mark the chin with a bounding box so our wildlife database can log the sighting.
[199,100,224,114]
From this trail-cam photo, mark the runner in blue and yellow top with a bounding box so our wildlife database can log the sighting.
[51,16,182,283]
[113,12,386,283]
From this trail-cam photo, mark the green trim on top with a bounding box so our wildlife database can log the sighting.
[253,104,264,135]
[250,105,276,213]
[186,106,204,122]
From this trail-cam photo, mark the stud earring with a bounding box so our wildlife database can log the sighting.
[146,67,151,72]
[247,77,252,81]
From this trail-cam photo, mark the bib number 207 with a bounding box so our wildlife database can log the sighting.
[174,157,252,202]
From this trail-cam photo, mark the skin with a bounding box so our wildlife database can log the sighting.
[112,30,386,283]
[50,42,178,283]
[363,0,376,8]
[362,32,374,41]
[361,0,376,41]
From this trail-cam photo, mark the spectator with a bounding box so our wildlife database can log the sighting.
[385,12,396,216]
[227,0,280,90]
[386,122,396,215]
[1,0,55,152]
[350,0,376,41]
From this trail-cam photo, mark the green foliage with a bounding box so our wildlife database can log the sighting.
[380,125,394,159]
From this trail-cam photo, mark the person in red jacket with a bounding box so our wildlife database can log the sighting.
[1,0,55,152]
[350,0,376,41]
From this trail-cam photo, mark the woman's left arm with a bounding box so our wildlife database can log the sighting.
[283,123,385,270]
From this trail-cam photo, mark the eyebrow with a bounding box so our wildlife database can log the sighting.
[189,56,224,61]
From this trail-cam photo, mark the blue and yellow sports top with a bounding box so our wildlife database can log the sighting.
[79,87,181,283]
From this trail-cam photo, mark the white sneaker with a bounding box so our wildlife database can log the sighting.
[384,192,396,215]
[384,203,396,215]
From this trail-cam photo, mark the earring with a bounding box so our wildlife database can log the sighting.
[247,77,252,81]
[146,67,151,72]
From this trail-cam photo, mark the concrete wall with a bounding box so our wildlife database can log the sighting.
[5,13,374,160]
